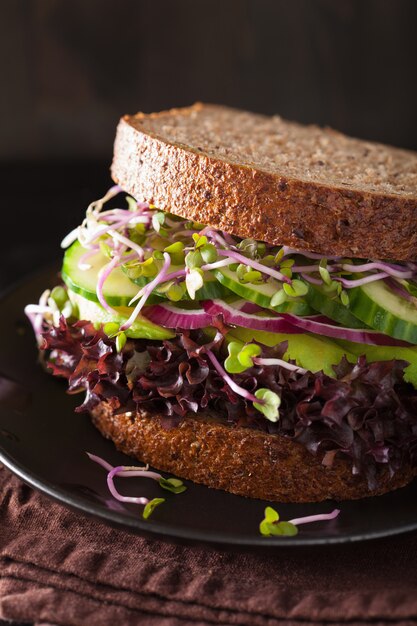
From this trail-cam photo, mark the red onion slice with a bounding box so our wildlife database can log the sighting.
[203,300,411,347]
[143,303,213,329]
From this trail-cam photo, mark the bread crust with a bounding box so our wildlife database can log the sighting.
[111,104,417,262]
[91,402,417,502]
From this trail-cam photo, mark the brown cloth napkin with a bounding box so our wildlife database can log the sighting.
[1,467,417,626]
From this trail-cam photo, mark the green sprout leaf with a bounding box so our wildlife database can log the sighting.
[253,388,280,422]
[260,254,275,267]
[99,241,112,259]
[242,270,263,284]
[192,233,208,249]
[141,257,159,277]
[237,263,250,281]
[185,250,203,269]
[280,267,293,279]
[340,289,349,306]
[319,259,332,285]
[274,248,285,264]
[278,521,299,536]
[265,506,279,522]
[224,341,246,373]
[152,211,165,232]
[280,258,295,269]
[123,261,142,280]
[259,506,279,535]
[50,286,68,309]
[259,507,298,537]
[129,223,146,245]
[282,278,308,298]
[142,497,165,519]
[270,289,287,307]
[166,282,187,302]
[148,234,170,251]
[200,243,218,264]
[116,332,127,353]
[103,322,120,338]
[164,241,185,265]
[126,195,137,211]
[159,477,187,494]
[238,343,261,367]
[257,242,266,258]
[152,250,165,261]
[158,280,186,302]
[185,268,204,299]
[238,238,258,258]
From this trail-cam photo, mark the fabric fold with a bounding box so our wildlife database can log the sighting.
[1,468,417,626]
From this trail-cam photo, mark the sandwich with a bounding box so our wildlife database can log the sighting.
[25,103,417,502]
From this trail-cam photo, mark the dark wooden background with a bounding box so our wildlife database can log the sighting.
[2,0,417,160]
[1,0,416,291]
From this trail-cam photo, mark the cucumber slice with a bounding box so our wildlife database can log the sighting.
[62,241,161,306]
[214,267,313,316]
[347,280,417,344]
[304,282,368,329]
[228,327,357,377]
[68,291,174,340]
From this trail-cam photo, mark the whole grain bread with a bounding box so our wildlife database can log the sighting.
[111,103,417,262]
[91,402,417,502]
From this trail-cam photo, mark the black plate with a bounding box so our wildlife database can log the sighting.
[1,266,417,548]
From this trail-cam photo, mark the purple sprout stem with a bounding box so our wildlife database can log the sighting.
[218,249,291,284]
[77,246,100,269]
[341,262,414,278]
[221,230,236,245]
[148,258,233,288]
[281,247,342,261]
[87,452,114,471]
[205,349,260,403]
[291,264,339,273]
[288,508,340,526]
[160,268,187,283]
[87,452,161,479]
[199,227,230,247]
[384,277,417,304]
[121,253,171,330]
[253,357,307,374]
[109,229,144,260]
[107,466,150,506]
[82,214,142,248]
[96,256,119,313]
[333,272,389,288]
[300,272,323,285]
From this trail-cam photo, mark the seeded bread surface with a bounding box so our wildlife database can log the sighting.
[91,402,417,502]
[111,103,417,261]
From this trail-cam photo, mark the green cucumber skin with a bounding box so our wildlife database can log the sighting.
[68,291,174,340]
[214,269,313,316]
[348,282,417,344]
[305,283,367,329]
[63,241,164,306]
[61,269,162,307]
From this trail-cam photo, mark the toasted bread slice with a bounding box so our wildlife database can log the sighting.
[111,103,417,261]
[91,402,417,502]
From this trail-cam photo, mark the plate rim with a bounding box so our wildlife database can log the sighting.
[1,265,417,548]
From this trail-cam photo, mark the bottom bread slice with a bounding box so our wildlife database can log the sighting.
[91,402,417,502]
